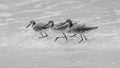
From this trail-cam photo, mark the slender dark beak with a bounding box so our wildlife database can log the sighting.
[43,23,49,28]
[60,22,67,25]
[43,21,54,28]
[26,23,31,28]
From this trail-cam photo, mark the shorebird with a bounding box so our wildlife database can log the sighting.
[65,19,98,43]
[63,19,86,37]
[44,20,70,41]
[26,20,50,39]
[44,19,86,41]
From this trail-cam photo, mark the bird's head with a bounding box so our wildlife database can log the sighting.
[65,19,73,27]
[26,20,36,28]
[47,20,54,27]
[42,20,54,29]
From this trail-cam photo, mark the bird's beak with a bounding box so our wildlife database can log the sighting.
[43,23,50,28]
[26,23,31,28]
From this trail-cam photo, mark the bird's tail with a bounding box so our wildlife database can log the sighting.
[83,26,98,31]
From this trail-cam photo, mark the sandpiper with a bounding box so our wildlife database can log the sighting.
[44,20,70,41]
[65,20,98,43]
[26,20,50,39]
[44,19,86,41]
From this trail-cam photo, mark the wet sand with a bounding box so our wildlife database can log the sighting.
[0,47,120,68]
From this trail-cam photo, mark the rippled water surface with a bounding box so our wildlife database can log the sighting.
[0,0,120,68]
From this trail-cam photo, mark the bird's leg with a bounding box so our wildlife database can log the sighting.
[54,32,68,41]
[44,32,48,37]
[82,34,87,40]
[39,33,44,39]
[62,32,68,41]
[69,34,77,37]
[79,34,83,43]
[54,37,59,41]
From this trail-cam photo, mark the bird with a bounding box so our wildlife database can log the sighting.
[43,20,70,41]
[65,19,98,43]
[26,20,50,39]
[59,19,85,37]
[44,19,86,41]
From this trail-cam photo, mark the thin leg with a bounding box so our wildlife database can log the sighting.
[79,34,83,43]
[69,34,77,37]
[62,32,67,41]
[54,37,59,41]
[54,32,67,41]
[82,34,87,40]
[44,32,48,37]
[39,33,44,39]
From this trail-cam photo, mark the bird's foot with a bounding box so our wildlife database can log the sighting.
[54,36,67,42]
[78,39,83,43]
[54,37,59,41]
[69,34,77,37]
[39,37,43,39]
